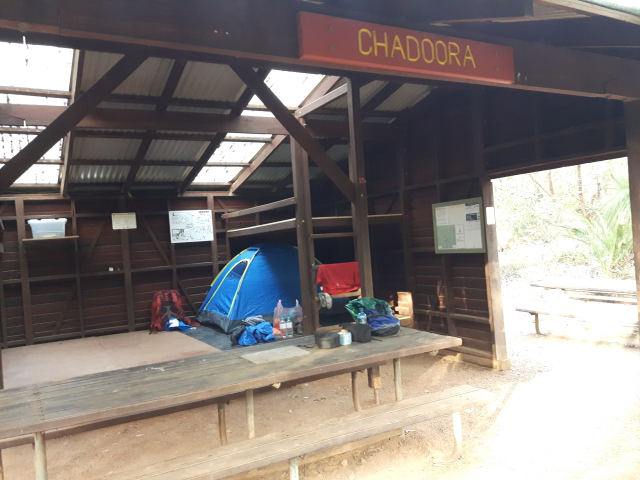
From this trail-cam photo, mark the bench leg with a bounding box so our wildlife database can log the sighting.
[351,371,361,411]
[246,389,255,439]
[393,358,403,401]
[289,457,299,480]
[34,432,47,480]
[367,366,382,405]
[0,449,4,480]
[534,313,541,335]
[217,402,228,445]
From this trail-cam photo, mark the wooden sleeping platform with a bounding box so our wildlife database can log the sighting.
[226,214,402,238]
[0,328,460,479]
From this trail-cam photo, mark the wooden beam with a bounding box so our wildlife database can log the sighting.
[295,83,348,118]
[473,89,510,369]
[0,86,70,98]
[221,197,296,219]
[230,135,287,192]
[124,59,187,192]
[233,65,355,202]
[624,101,640,348]
[346,78,374,297]
[538,0,640,25]
[118,198,136,332]
[291,140,319,334]
[0,53,146,191]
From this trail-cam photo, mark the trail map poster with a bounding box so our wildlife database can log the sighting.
[432,197,486,254]
[169,210,214,244]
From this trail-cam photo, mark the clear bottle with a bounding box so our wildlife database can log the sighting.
[356,307,367,324]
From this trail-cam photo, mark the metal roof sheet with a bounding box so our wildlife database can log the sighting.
[193,165,243,183]
[172,61,244,102]
[145,139,207,162]
[377,83,433,112]
[245,166,291,183]
[71,137,141,160]
[136,165,190,183]
[325,80,386,110]
[209,141,266,164]
[69,164,129,184]
[263,144,290,164]
[80,52,175,96]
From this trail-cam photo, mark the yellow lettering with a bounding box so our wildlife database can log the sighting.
[435,40,448,65]
[405,35,420,62]
[372,30,389,57]
[358,28,372,56]
[391,34,406,60]
[421,38,434,64]
[448,42,461,67]
[463,45,477,69]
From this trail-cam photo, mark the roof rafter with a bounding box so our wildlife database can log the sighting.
[122,58,187,193]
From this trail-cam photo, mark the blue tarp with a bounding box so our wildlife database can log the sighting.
[238,321,275,346]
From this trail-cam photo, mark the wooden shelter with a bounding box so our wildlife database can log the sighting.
[0,0,639,375]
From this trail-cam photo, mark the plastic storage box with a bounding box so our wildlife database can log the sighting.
[27,218,67,239]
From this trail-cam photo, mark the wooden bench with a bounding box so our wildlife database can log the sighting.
[0,328,461,479]
[515,307,578,335]
[108,385,490,480]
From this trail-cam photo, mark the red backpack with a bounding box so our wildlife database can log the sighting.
[149,290,199,332]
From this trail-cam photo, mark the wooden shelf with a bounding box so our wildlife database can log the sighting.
[22,235,79,244]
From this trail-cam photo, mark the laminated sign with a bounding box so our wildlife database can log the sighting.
[432,197,486,254]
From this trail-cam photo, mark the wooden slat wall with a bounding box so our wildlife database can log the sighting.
[0,195,254,347]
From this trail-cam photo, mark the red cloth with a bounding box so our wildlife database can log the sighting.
[316,262,360,295]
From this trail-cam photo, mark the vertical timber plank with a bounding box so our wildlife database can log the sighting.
[291,140,319,334]
[15,199,33,344]
[207,195,219,278]
[119,198,135,331]
[472,90,510,370]
[71,200,85,336]
[347,78,374,297]
[624,101,640,347]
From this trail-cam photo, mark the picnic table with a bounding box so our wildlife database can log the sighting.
[0,327,461,479]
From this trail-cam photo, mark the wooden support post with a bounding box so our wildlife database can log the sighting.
[290,140,319,334]
[118,198,135,331]
[15,199,34,344]
[289,457,300,480]
[472,90,510,370]
[33,432,47,480]
[207,196,219,278]
[397,135,415,296]
[346,78,374,297]
[451,411,463,459]
[367,366,382,405]
[393,358,403,402]
[71,200,85,336]
[624,101,640,348]
[246,389,255,439]
[351,370,361,411]
[217,402,228,445]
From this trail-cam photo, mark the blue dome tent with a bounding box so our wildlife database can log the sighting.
[197,243,303,332]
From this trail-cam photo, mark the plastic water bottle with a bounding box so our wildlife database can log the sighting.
[356,308,367,325]
[282,313,292,338]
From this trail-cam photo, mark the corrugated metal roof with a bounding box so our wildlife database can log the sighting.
[377,83,433,112]
[326,80,386,110]
[14,164,60,184]
[209,141,266,164]
[136,165,190,183]
[172,61,244,102]
[327,144,349,162]
[69,164,130,184]
[193,165,243,183]
[145,139,207,162]
[166,105,231,115]
[72,137,141,160]
[245,166,291,183]
[98,101,156,110]
[263,144,290,164]
[80,52,175,96]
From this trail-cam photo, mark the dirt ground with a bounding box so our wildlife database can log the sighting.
[3,292,640,479]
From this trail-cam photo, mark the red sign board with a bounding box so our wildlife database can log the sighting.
[298,12,514,84]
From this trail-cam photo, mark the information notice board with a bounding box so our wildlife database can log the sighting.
[168,210,214,244]
[432,197,486,254]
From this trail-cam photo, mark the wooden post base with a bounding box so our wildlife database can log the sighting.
[289,457,299,480]
[246,390,255,439]
[34,432,47,480]
[351,370,361,411]
[393,358,403,401]
[367,366,382,405]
